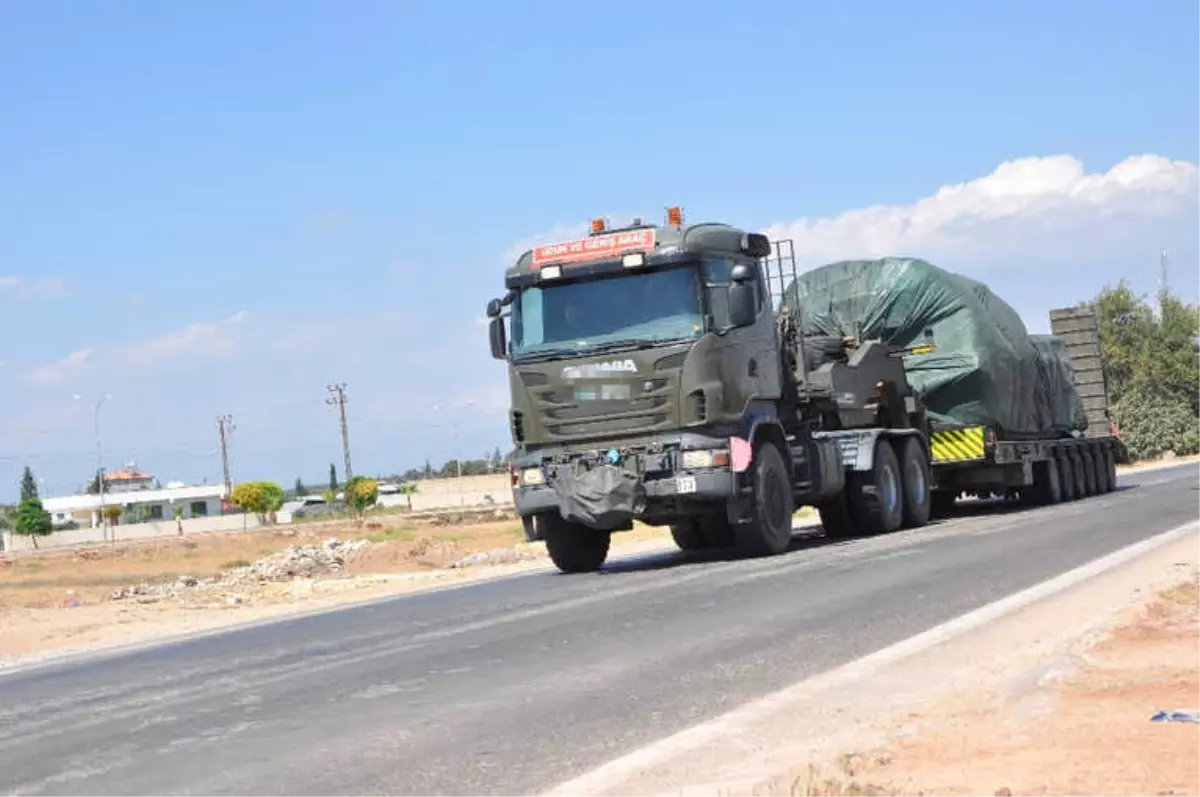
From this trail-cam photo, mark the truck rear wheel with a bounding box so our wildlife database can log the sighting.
[733,441,794,557]
[817,488,858,539]
[898,436,931,528]
[854,440,904,534]
[541,515,611,573]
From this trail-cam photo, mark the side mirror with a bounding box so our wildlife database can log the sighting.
[730,263,756,283]
[728,281,756,328]
[489,317,507,360]
[486,298,503,318]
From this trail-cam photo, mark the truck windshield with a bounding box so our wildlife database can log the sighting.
[510,266,703,360]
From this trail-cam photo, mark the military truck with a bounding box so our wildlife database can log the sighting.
[485,209,936,574]
[784,257,1127,516]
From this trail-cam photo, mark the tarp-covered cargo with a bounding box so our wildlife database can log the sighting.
[784,257,1088,439]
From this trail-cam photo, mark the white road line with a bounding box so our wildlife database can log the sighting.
[543,519,1200,797]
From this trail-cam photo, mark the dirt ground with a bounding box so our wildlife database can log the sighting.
[0,513,679,665]
[751,572,1200,797]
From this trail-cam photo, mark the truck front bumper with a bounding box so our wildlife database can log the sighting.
[510,435,739,534]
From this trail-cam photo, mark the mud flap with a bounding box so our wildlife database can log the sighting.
[546,464,645,530]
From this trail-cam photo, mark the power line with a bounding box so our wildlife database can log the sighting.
[217,414,235,494]
[326,383,353,485]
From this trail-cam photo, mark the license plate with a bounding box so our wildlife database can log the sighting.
[676,475,697,494]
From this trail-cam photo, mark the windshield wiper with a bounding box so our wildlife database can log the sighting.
[512,345,588,363]
[582,337,695,355]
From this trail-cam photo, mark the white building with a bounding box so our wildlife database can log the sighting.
[43,483,228,529]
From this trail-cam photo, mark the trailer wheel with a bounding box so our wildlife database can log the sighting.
[1058,453,1077,501]
[541,515,611,573]
[1080,448,1097,497]
[855,440,904,534]
[1103,446,1117,492]
[733,441,794,557]
[898,436,931,528]
[1075,453,1094,499]
[1035,457,1062,505]
[930,489,956,519]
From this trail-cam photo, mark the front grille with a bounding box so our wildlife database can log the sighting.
[537,382,674,442]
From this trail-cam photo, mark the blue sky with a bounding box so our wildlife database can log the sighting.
[2,0,1197,498]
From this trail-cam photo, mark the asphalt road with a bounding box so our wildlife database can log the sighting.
[0,464,1196,796]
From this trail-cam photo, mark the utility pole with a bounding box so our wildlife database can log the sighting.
[326,383,353,486]
[217,414,235,497]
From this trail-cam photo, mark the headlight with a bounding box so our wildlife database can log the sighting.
[681,449,729,469]
[520,468,545,486]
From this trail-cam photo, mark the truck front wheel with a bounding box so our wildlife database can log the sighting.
[733,441,794,557]
[540,515,611,573]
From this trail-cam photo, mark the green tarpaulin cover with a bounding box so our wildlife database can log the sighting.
[784,257,1088,439]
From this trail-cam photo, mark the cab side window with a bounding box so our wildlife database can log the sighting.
[702,257,735,328]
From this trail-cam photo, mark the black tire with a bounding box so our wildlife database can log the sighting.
[1058,453,1077,501]
[930,489,956,519]
[1075,453,1094,499]
[733,441,794,557]
[898,436,931,528]
[1104,446,1117,492]
[1036,457,1062,505]
[817,489,858,539]
[669,521,710,552]
[1079,449,1097,497]
[541,515,611,573]
[855,440,904,534]
[670,514,734,552]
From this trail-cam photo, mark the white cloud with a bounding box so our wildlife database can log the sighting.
[120,310,249,365]
[0,275,70,300]
[25,347,94,385]
[761,154,1199,268]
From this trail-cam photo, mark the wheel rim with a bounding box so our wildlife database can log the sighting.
[907,456,927,506]
[882,462,900,514]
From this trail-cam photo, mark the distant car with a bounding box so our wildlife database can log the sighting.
[293,499,346,518]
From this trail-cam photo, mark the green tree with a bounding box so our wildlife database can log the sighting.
[230,481,286,524]
[103,505,123,526]
[344,476,379,517]
[321,488,337,515]
[13,498,52,549]
[294,477,307,497]
[399,481,419,512]
[86,469,103,495]
[19,466,38,503]
[1093,280,1200,459]
[328,463,338,493]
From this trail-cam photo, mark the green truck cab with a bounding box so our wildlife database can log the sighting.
[485,209,934,573]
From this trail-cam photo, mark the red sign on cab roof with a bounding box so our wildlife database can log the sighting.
[531,229,656,268]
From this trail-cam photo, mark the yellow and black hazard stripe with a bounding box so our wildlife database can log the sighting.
[929,426,987,463]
